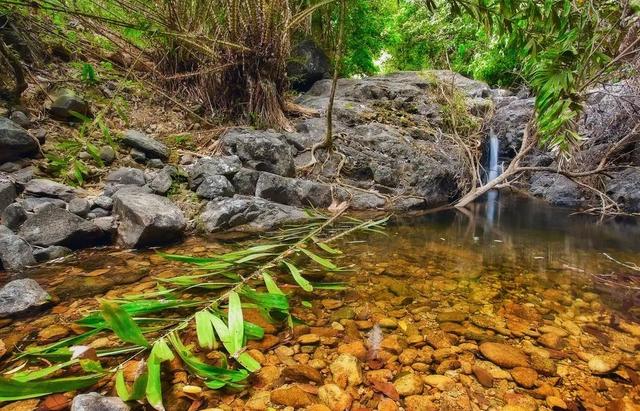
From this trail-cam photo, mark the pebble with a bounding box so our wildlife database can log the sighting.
[329,353,362,387]
[318,384,352,411]
[479,342,530,368]
[270,385,313,408]
[510,367,538,388]
[472,365,494,388]
[588,355,619,374]
[393,372,423,396]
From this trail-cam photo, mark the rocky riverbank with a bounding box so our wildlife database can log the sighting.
[1,70,639,273]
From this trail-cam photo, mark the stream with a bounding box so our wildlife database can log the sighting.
[1,194,640,410]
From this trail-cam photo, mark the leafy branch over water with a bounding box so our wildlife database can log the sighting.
[0,212,388,409]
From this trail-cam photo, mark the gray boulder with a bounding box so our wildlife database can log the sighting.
[529,173,584,208]
[0,225,35,271]
[1,202,27,230]
[288,39,331,92]
[220,129,296,177]
[150,166,174,195]
[0,278,48,317]
[93,216,117,240]
[49,89,91,121]
[71,392,129,411]
[33,245,72,263]
[105,167,146,186]
[606,168,640,213]
[232,168,260,195]
[188,155,242,188]
[24,178,77,202]
[200,196,308,233]
[255,172,332,208]
[93,195,113,210]
[196,175,235,199]
[10,111,30,128]
[68,197,91,217]
[19,204,104,248]
[121,130,169,160]
[113,191,186,247]
[0,117,39,163]
[21,196,67,213]
[429,70,491,98]
[0,177,17,214]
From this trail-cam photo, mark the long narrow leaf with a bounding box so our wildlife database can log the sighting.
[195,310,217,350]
[100,301,149,347]
[0,374,103,401]
[146,339,174,411]
[227,292,244,355]
[297,248,339,270]
[284,261,313,292]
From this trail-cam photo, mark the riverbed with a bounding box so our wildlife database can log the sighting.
[1,194,639,410]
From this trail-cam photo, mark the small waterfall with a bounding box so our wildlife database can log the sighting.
[487,129,500,183]
[485,129,500,226]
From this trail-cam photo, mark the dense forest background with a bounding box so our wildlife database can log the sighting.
[0,0,637,151]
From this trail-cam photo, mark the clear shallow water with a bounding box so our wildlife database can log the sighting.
[1,193,639,410]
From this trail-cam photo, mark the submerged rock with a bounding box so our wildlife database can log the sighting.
[220,129,296,177]
[19,204,104,249]
[113,191,186,247]
[479,342,530,369]
[0,278,49,317]
[70,392,129,411]
[121,129,169,160]
[0,117,39,164]
[0,225,35,271]
[199,196,307,233]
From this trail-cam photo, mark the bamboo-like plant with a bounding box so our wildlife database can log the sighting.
[0,213,388,410]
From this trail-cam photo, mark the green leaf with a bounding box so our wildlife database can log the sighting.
[195,310,217,350]
[297,247,338,270]
[240,287,289,311]
[168,333,249,384]
[283,261,313,292]
[11,360,76,382]
[237,352,261,372]
[302,301,312,308]
[79,359,104,373]
[100,300,149,347]
[314,240,342,255]
[146,339,174,411]
[227,292,244,355]
[262,272,284,295]
[0,374,103,401]
[116,368,148,401]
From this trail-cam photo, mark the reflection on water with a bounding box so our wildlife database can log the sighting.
[362,194,640,320]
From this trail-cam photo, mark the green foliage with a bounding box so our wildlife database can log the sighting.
[384,1,520,87]
[0,215,388,409]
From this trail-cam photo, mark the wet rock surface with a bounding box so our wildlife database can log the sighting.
[70,392,129,411]
[0,279,48,317]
